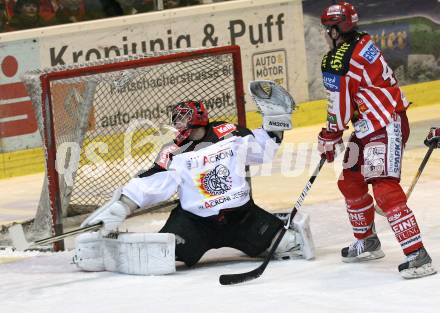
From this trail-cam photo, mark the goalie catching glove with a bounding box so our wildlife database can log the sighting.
[80,188,138,235]
[249,80,296,131]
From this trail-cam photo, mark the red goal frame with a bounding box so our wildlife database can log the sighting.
[38,45,246,251]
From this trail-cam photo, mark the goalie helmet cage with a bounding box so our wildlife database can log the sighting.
[23,45,246,251]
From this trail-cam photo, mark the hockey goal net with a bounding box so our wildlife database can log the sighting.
[22,46,245,250]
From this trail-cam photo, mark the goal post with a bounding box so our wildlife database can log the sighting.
[22,45,246,251]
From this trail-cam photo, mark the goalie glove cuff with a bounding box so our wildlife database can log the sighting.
[262,114,292,131]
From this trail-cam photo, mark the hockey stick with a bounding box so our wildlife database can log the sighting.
[219,156,326,285]
[375,141,437,216]
[8,199,180,251]
[8,222,102,251]
[405,142,436,199]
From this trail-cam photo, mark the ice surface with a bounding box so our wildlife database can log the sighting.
[1,105,439,312]
[1,180,439,313]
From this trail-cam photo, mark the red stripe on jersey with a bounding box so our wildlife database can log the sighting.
[338,35,407,138]
[366,110,383,131]
[348,64,363,78]
[362,89,390,124]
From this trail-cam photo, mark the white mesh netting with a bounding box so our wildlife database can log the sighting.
[21,47,245,239]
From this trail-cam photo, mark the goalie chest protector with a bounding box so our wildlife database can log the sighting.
[137,121,257,218]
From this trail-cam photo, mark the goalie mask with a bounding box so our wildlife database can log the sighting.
[171,100,209,145]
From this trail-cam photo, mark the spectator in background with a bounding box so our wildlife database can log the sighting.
[99,0,123,17]
[6,0,48,31]
[1,1,7,32]
[165,0,200,9]
[119,0,154,15]
[84,0,122,18]
[52,0,122,24]
[3,0,15,20]
[39,0,59,22]
[51,0,84,23]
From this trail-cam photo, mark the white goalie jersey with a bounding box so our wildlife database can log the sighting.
[122,121,280,217]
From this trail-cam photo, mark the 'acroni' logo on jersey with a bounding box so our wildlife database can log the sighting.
[323,72,340,92]
[360,41,380,64]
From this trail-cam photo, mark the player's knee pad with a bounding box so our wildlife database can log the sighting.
[337,170,369,200]
[74,232,176,275]
[272,211,315,260]
[73,232,105,272]
[372,179,407,213]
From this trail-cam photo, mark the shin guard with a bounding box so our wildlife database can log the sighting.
[373,180,424,254]
[338,170,375,239]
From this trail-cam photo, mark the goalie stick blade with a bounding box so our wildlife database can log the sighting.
[219,266,265,285]
[219,230,279,285]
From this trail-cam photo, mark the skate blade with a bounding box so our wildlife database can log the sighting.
[342,250,385,263]
[400,263,437,279]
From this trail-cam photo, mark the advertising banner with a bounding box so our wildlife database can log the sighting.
[0,0,307,152]
[303,0,440,100]
[0,39,40,152]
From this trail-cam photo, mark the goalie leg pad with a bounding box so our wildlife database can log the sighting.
[272,229,302,260]
[74,232,176,275]
[273,211,316,260]
[74,232,105,272]
[103,233,176,275]
[293,211,316,260]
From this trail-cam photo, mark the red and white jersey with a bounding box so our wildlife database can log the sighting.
[321,33,409,138]
[122,122,280,218]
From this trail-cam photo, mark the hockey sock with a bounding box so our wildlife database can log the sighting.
[346,193,375,239]
[386,204,423,255]
[372,179,424,255]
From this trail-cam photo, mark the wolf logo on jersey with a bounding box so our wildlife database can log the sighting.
[198,165,233,197]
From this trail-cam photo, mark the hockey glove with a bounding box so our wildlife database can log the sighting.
[424,127,440,148]
[318,128,344,163]
[249,80,296,131]
[81,188,134,234]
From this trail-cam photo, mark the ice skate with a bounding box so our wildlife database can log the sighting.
[341,233,385,263]
[398,247,437,279]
